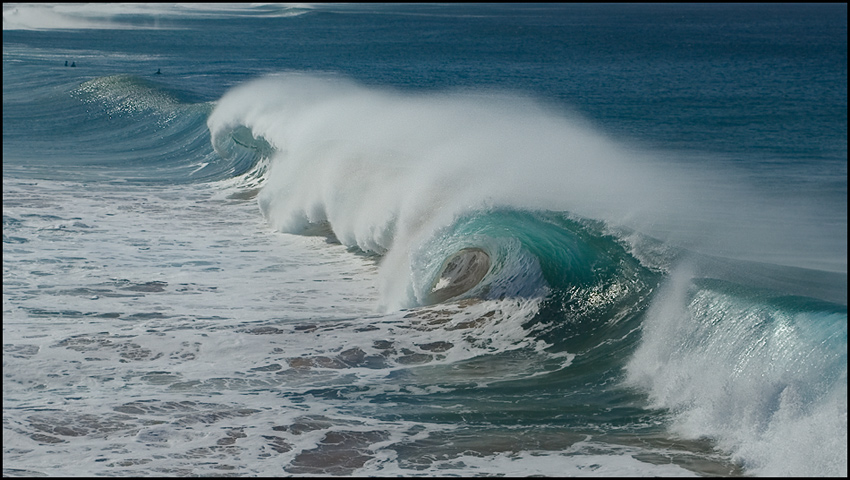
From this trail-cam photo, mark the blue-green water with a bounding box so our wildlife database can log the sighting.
[3,4,846,476]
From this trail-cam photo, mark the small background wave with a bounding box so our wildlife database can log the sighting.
[3,3,312,31]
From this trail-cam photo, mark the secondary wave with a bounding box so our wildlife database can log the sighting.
[625,267,847,476]
[2,3,311,31]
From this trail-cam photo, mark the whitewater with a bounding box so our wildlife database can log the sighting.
[4,3,847,477]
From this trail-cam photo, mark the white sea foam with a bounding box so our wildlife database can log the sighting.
[355,444,701,477]
[2,178,576,476]
[625,265,848,477]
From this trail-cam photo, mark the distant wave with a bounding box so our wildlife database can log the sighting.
[2,3,312,31]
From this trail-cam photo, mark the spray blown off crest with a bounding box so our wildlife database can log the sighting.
[207,74,844,308]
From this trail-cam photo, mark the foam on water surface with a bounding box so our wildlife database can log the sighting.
[3,178,744,476]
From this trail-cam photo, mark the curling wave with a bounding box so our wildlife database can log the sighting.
[207,74,676,309]
[207,73,845,309]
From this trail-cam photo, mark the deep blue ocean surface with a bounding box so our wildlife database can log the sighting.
[3,4,846,476]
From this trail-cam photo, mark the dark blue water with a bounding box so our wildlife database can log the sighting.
[3,4,846,477]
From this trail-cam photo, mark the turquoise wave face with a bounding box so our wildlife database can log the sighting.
[410,209,658,310]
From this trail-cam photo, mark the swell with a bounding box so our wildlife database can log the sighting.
[3,74,264,184]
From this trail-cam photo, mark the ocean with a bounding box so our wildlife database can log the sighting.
[2,3,846,477]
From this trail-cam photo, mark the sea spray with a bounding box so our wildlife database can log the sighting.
[208,74,843,309]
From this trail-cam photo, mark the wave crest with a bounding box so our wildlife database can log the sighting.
[206,73,844,309]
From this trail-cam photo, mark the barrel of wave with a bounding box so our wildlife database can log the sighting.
[409,209,633,308]
[428,247,492,304]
